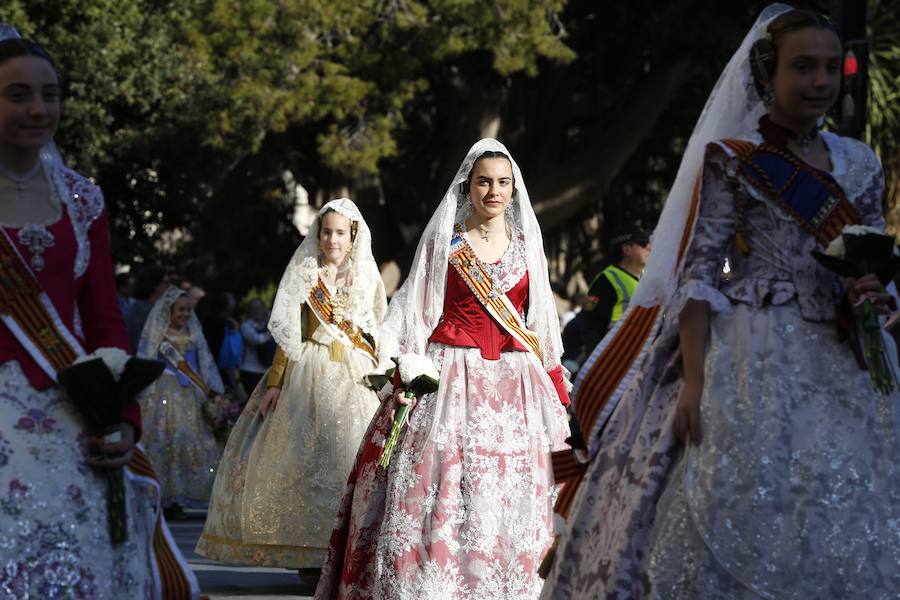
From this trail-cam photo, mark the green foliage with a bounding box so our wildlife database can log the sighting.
[10,0,572,289]
[867,0,900,222]
[8,0,900,294]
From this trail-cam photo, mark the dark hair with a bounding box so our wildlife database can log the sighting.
[749,10,840,96]
[132,265,167,301]
[318,208,358,242]
[0,38,60,78]
[114,272,132,290]
[460,150,516,196]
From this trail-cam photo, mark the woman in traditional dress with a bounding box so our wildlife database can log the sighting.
[0,26,197,597]
[542,6,900,599]
[138,286,225,516]
[316,139,571,599]
[197,198,387,573]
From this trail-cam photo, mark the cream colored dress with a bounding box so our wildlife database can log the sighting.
[196,306,381,567]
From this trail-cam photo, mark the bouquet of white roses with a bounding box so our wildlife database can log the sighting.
[813,225,900,393]
[59,348,165,543]
[378,354,439,468]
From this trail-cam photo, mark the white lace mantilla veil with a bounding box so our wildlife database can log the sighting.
[378,138,566,374]
[630,3,793,309]
[138,286,224,393]
[268,198,387,362]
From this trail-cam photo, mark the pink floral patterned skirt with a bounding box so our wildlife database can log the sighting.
[316,344,569,600]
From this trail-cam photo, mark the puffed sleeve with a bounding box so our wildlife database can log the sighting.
[75,206,141,438]
[669,145,738,318]
[77,209,129,352]
[547,365,570,406]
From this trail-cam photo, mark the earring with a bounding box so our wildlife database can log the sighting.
[762,83,775,108]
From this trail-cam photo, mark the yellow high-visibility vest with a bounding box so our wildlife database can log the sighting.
[600,264,639,323]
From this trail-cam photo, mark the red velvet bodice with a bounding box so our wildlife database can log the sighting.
[428,266,530,359]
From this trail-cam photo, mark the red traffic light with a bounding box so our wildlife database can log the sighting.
[843,51,859,77]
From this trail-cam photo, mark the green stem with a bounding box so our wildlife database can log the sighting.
[107,467,128,544]
[378,394,413,468]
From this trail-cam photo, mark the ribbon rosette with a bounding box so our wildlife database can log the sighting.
[58,348,165,543]
[812,225,900,394]
[377,354,439,468]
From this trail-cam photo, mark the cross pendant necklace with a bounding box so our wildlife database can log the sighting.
[0,160,41,196]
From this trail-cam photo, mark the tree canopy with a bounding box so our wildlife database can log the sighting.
[5,0,898,297]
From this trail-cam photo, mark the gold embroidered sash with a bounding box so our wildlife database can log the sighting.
[0,228,84,380]
[306,278,376,362]
[448,226,543,362]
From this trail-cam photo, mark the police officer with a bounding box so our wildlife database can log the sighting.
[562,225,651,374]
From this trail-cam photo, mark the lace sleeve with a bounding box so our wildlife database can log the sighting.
[674,146,735,315]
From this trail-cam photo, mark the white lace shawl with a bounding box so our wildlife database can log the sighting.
[137,286,224,393]
[378,138,565,373]
[268,198,387,362]
[632,3,794,309]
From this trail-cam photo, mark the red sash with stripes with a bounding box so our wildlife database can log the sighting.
[448,226,543,362]
[550,174,703,518]
[0,228,84,380]
[0,227,198,599]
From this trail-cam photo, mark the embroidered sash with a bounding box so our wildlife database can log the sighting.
[0,227,85,381]
[158,339,211,396]
[306,278,377,363]
[718,139,861,247]
[0,228,199,598]
[447,227,543,362]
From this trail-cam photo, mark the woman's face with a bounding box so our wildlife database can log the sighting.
[468,157,514,221]
[319,211,353,265]
[170,296,191,330]
[0,56,60,155]
[769,27,842,126]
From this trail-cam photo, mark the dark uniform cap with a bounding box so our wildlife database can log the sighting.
[608,225,651,248]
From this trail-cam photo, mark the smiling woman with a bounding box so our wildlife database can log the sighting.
[543,6,900,599]
[0,24,199,598]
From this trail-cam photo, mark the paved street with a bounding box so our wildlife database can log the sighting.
[169,510,315,599]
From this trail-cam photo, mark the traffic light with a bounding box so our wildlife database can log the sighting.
[838,40,868,139]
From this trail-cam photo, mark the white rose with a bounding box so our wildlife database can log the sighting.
[841,224,882,237]
[396,353,439,384]
[825,235,845,258]
[73,347,131,382]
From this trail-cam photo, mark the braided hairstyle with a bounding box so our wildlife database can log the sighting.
[749,9,839,98]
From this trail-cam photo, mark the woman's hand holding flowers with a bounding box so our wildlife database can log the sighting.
[848,274,895,316]
[85,423,135,469]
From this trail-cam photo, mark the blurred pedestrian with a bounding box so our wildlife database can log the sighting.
[238,298,274,394]
[115,271,134,320]
[126,264,167,352]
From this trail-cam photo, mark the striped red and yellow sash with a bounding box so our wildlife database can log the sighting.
[128,448,199,599]
[448,227,543,362]
[0,228,83,379]
[0,229,199,598]
[306,278,376,361]
[551,173,704,518]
